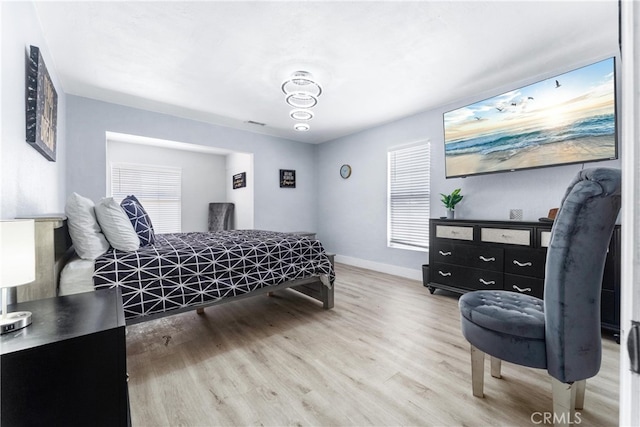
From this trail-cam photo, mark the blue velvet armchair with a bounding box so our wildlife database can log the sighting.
[458,168,621,426]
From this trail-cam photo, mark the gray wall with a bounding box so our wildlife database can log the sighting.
[316,114,432,278]
[66,95,318,233]
[316,54,622,279]
[226,152,254,229]
[107,140,227,232]
[1,1,67,218]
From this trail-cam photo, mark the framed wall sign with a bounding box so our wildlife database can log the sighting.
[279,169,296,188]
[26,45,57,162]
[232,172,246,189]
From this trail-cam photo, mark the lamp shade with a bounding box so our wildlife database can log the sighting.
[0,219,36,288]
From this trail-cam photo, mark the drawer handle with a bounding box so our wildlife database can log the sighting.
[479,256,496,262]
[512,285,532,293]
[479,279,496,285]
[513,260,533,267]
[439,250,452,256]
[438,271,452,277]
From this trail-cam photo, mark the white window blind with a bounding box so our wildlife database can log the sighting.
[388,143,430,251]
[110,163,182,234]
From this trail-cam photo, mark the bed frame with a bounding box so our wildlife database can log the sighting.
[16,215,72,303]
[44,218,334,324]
[127,264,334,324]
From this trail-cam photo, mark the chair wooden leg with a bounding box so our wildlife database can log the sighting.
[470,344,485,398]
[196,307,205,315]
[574,379,586,410]
[490,356,501,378]
[550,376,577,427]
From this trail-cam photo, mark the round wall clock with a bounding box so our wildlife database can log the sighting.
[340,164,352,179]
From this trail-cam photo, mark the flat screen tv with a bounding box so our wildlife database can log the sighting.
[443,57,617,178]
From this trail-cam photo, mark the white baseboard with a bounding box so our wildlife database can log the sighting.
[334,255,423,281]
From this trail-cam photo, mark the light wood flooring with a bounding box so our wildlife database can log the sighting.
[126,263,619,426]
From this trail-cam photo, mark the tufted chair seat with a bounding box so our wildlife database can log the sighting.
[458,167,621,427]
[460,291,546,368]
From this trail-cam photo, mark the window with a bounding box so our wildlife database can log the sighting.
[110,163,182,233]
[387,142,430,251]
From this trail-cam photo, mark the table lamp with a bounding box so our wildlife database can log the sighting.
[0,219,35,334]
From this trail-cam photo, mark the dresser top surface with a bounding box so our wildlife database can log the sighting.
[431,218,552,227]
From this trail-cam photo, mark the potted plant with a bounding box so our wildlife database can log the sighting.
[441,188,463,219]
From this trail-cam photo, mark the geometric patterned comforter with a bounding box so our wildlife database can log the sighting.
[93,230,335,320]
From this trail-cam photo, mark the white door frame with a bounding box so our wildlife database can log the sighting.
[620,1,639,425]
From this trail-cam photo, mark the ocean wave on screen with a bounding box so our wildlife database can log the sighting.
[445,114,615,157]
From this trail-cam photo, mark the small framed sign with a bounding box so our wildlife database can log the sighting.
[233,172,246,189]
[279,169,296,188]
[26,45,57,162]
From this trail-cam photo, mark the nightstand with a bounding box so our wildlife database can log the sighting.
[0,288,129,426]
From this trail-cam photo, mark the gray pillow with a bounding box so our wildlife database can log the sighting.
[65,192,110,260]
[95,197,140,252]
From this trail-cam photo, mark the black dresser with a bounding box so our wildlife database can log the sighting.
[427,219,621,334]
[0,288,130,426]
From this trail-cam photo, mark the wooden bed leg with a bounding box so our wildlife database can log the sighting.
[324,253,335,309]
[322,285,334,309]
[267,291,274,297]
[196,307,205,315]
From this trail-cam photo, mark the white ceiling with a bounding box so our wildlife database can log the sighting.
[33,1,619,144]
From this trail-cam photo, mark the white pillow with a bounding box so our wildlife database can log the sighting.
[95,197,140,252]
[65,192,110,260]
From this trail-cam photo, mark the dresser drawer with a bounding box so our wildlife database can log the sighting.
[435,225,474,241]
[429,219,620,335]
[431,263,503,291]
[481,227,531,246]
[504,274,544,299]
[504,248,546,278]
[539,230,552,248]
[432,242,503,272]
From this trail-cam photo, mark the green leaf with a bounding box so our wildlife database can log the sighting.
[441,189,463,209]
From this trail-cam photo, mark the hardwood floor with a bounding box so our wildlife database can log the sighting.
[126,263,619,426]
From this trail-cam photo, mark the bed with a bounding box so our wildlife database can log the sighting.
[56,193,335,323]
[59,229,335,323]
[57,194,335,323]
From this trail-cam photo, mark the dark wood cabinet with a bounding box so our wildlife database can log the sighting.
[1,288,129,426]
[428,219,621,334]
[600,226,621,332]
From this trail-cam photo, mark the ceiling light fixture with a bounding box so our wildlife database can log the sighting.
[283,71,322,132]
[290,109,314,121]
[282,71,322,98]
[285,92,318,109]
